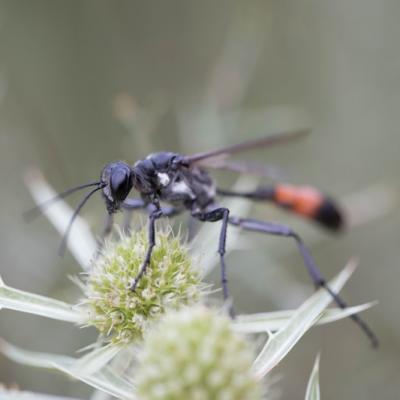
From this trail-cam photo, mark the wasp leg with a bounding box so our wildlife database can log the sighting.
[102,213,114,240]
[145,203,182,218]
[192,207,233,317]
[130,207,164,292]
[95,199,148,255]
[228,216,378,347]
[122,198,147,210]
[122,199,182,232]
[121,198,148,233]
[217,186,275,200]
[94,213,115,257]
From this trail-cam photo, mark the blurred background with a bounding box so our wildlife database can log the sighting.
[0,0,399,398]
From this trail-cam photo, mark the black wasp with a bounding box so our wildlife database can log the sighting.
[28,129,378,347]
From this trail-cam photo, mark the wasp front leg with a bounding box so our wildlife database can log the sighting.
[121,198,148,233]
[99,213,114,243]
[130,205,164,291]
[97,198,147,249]
[122,198,182,233]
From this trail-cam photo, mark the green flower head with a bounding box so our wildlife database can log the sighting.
[83,229,203,343]
[135,306,263,400]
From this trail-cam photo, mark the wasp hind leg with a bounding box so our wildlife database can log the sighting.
[228,216,378,347]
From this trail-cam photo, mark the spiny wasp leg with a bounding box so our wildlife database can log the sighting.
[130,208,163,292]
[97,213,114,249]
[122,198,148,210]
[121,198,148,234]
[228,216,378,347]
[192,207,234,318]
[128,202,183,292]
[96,198,147,253]
[122,199,182,233]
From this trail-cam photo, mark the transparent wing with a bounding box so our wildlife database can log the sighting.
[197,158,287,180]
[182,129,309,167]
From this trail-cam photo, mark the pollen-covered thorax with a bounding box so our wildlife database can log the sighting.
[83,229,203,344]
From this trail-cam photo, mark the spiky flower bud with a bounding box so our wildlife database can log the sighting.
[83,229,203,343]
[135,307,263,400]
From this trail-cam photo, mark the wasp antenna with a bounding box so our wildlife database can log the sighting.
[24,181,101,222]
[58,186,103,257]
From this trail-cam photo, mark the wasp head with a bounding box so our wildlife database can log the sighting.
[101,161,135,213]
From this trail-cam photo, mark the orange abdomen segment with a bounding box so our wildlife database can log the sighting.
[274,185,324,217]
[274,184,343,231]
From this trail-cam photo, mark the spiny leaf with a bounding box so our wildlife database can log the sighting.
[52,362,136,400]
[0,388,82,400]
[0,338,74,370]
[0,277,83,323]
[252,260,357,379]
[0,339,135,400]
[72,344,124,375]
[89,391,112,400]
[233,302,376,333]
[305,353,321,400]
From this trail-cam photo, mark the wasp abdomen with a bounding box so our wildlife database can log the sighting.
[274,184,344,231]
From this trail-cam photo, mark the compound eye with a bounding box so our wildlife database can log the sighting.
[110,169,131,200]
